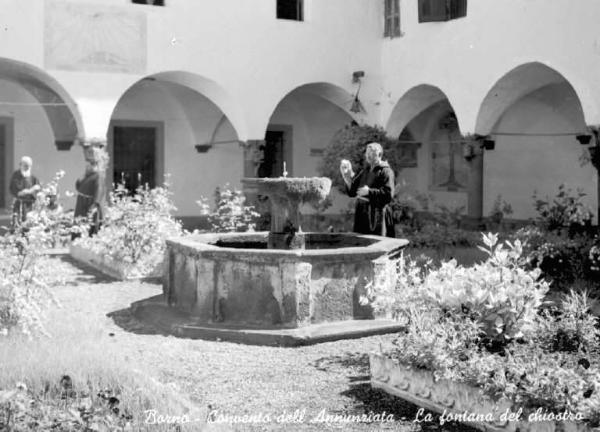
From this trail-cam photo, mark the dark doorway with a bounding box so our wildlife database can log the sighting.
[258,130,286,178]
[0,124,5,208]
[112,126,157,193]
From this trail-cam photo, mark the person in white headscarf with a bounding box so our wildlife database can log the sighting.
[9,156,41,226]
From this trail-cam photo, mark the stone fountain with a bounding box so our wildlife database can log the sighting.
[132,175,408,346]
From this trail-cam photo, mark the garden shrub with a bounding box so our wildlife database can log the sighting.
[405,222,481,249]
[366,233,549,344]
[389,180,430,227]
[395,199,481,251]
[533,184,594,235]
[428,233,548,343]
[74,180,183,276]
[365,234,600,424]
[197,184,260,232]
[512,185,600,294]
[0,171,86,337]
[488,194,513,230]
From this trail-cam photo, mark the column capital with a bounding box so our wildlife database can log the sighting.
[77,136,107,149]
[240,139,266,149]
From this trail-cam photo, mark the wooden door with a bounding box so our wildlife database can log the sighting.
[112,126,157,193]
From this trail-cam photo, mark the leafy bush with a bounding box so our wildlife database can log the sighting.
[478,342,600,421]
[404,222,481,249]
[0,239,59,338]
[537,290,600,354]
[365,237,600,423]
[510,184,600,293]
[395,199,481,250]
[533,184,594,235]
[1,171,87,337]
[513,226,600,293]
[366,233,549,344]
[197,184,260,232]
[489,194,513,228]
[74,180,183,276]
[390,180,430,226]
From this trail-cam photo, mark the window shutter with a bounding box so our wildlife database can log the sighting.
[384,0,401,37]
[384,0,391,36]
[449,0,467,19]
[418,0,448,23]
[277,0,303,21]
[393,14,401,36]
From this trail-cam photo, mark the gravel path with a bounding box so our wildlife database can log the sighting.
[43,255,473,432]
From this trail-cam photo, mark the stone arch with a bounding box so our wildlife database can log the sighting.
[262,82,357,175]
[475,62,588,136]
[253,82,357,217]
[134,70,246,142]
[474,61,597,220]
[385,85,463,138]
[107,71,246,216]
[267,81,358,124]
[0,57,84,142]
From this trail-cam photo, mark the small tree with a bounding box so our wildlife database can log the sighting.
[318,123,403,194]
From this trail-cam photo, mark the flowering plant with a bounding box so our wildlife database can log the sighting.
[197,185,260,233]
[425,233,549,342]
[366,235,600,422]
[533,184,593,234]
[0,171,82,337]
[75,179,183,276]
[366,233,549,343]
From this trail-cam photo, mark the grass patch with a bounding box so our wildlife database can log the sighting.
[0,315,202,431]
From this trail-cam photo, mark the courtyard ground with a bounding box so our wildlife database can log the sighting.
[1,254,475,432]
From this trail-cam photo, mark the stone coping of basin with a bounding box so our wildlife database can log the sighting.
[129,294,406,347]
[369,352,591,432]
[166,232,408,261]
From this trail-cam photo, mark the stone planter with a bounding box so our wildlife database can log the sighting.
[369,352,591,432]
[70,244,163,280]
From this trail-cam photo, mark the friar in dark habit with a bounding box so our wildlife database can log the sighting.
[340,142,395,237]
[9,156,41,226]
[74,161,106,236]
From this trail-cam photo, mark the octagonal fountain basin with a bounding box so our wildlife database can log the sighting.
[144,231,408,345]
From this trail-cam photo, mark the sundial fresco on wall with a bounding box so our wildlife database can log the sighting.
[45,1,147,74]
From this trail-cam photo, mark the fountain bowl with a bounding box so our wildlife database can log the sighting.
[242,177,331,204]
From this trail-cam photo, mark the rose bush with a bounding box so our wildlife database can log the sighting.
[74,180,183,277]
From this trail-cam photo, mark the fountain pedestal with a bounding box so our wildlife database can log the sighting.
[242,177,331,250]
